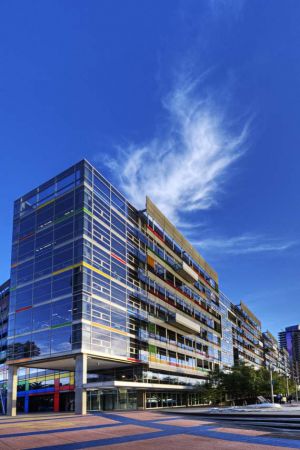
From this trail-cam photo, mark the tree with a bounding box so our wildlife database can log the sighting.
[197,362,294,405]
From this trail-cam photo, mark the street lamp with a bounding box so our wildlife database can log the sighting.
[270,368,274,404]
[296,363,300,403]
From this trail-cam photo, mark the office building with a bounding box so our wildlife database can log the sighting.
[0,160,292,415]
[5,160,222,414]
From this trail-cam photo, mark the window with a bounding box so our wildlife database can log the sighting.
[111,214,125,233]
[17,260,34,283]
[111,286,126,307]
[111,190,125,212]
[33,278,51,305]
[54,192,74,217]
[38,182,55,203]
[94,175,110,198]
[111,262,126,281]
[111,308,126,331]
[15,309,32,335]
[52,272,72,298]
[32,330,51,356]
[57,172,75,194]
[53,244,73,271]
[18,237,35,260]
[36,204,54,230]
[54,218,74,245]
[51,298,72,326]
[34,254,53,278]
[51,326,72,354]
[19,214,36,238]
[32,304,51,331]
[111,333,127,357]
[112,238,126,257]
[12,335,32,358]
[15,285,33,309]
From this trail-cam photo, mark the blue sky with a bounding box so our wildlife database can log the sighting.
[1,0,300,337]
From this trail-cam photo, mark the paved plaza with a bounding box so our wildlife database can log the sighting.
[0,411,300,450]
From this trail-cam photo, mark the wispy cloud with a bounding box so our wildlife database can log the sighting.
[192,234,297,255]
[209,0,246,17]
[104,79,249,224]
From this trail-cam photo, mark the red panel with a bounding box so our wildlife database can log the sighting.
[147,225,164,242]
[111,252,126,265]
[60,384,75,391]
[16,305,32,313]
[54,392,60,412]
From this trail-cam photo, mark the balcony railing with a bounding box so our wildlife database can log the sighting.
[174,261,199,283]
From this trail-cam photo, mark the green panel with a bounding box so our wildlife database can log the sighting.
[148,323,155,333]
[148,344,156,354]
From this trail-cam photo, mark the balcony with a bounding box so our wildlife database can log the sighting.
[174,262,198,283]
[169,312,200,334]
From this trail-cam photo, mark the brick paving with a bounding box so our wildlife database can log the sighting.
[0,411,299,450]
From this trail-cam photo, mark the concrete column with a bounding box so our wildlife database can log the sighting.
[75,354,87,415]
[7,365,18,416]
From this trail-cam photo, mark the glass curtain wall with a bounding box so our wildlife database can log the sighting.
[7,162,85,362]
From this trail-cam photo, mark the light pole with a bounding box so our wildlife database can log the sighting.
[270,369,274,404]
[295,363,299,403]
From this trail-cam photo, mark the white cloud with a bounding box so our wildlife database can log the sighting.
[192,234,297,255]
[104,79,249,224]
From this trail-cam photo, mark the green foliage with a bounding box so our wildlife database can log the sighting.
[197,363,292,405]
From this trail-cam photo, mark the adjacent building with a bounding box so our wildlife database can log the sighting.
[279,325,300,381]
[229,302,264,369]
[0,281,9,414]
[0,159,292,415]
[219,292,234,371]
[263,331,290,377]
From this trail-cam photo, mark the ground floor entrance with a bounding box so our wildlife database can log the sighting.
[86,389,203,411]
[87,389,139,411]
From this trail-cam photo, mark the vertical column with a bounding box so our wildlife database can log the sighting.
[6,365,18,416]
[24,394,29,413]
[54,377,60,412]
[137,391,145,410]
[75,354,87,415]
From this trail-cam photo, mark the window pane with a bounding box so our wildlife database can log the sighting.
[51,298,72,326]
[32,330,51,357]
[32,304,51,331]
[15,309,32,334]
[51,326,72,354]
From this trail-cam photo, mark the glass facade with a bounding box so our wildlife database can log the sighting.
[0,281,9,364]
[279,325,300,380]
[0,365,74,413]
[8,163,83,361]
[219,292,234,370]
